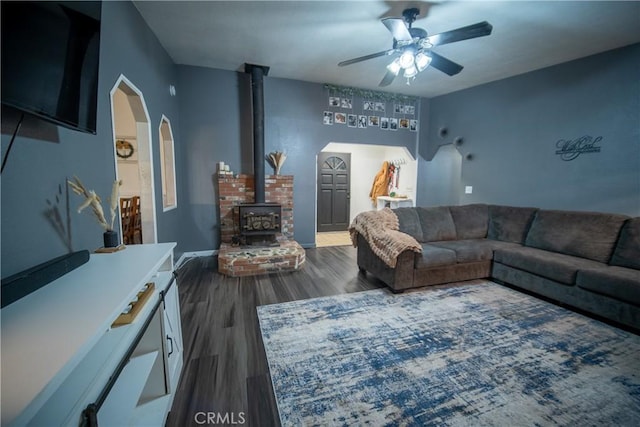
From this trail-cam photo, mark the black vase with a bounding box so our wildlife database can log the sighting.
[103,230,119,248]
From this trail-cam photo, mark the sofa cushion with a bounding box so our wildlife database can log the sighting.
[431,239,521,263]
[416,207,457,242]
[488,205,538,244]
[576,266,640,306]
[449,204,489,239]
[415,244,457,269]
[394,207,423,242]
[494,246,605,285]
[525,210,629,263]
[610,217,640,269]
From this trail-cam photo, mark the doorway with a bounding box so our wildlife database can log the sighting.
[315,143,418,247]
[317,152,351,232]
[110,75,157,244]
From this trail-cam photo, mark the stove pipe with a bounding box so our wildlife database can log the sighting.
[245,63,270,204]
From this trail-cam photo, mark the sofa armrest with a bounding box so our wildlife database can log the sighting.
[349,209,422,268]
[357,234,415,290]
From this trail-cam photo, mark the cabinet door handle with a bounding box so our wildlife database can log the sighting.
[167,335,174,357]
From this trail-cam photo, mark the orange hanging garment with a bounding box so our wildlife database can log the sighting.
[369,161,390,203]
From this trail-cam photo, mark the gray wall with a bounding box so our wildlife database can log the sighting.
[175,66,253,251]
[419,144,462,206]
[175,67,420,250]
[1,1,182,277]
[417,43,640,216]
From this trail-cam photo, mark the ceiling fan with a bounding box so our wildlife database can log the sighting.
[338,8,493,87]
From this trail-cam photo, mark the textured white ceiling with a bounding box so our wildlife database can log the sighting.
[133,1,640,98]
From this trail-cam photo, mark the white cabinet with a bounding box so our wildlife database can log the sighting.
[162,283,183,394]
[1,243,183,426]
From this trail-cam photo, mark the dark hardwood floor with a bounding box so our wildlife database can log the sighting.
[166,245,386,427]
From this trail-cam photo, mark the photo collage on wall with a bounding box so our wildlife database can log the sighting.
[323,91,418,132]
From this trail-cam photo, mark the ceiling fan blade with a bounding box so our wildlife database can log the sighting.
[429,51,464,76]
[381,17,412,42]
[338,49,394,67]
[379,69,397,87]
[427,21,493,47]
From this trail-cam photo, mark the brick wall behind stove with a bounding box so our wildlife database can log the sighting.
[218,174,294,243]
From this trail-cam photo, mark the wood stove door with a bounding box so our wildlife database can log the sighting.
[317,152,351,232]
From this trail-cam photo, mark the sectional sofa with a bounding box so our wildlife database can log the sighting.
[350,204,640,330]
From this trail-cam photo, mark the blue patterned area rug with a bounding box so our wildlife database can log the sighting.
[257,281,640,426]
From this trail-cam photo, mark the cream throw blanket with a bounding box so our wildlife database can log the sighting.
[349,208,422,268]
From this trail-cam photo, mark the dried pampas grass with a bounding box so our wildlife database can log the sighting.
[68,176,122,231]
[266,151,287,175]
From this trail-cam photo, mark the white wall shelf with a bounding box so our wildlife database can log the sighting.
[376,196,414,210]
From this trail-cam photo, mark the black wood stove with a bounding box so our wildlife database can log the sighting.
[238,203,281,246]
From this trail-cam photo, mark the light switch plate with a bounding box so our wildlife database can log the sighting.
[465,186,473,194]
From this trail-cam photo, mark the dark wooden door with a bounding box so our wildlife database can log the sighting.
[317,152,351,232]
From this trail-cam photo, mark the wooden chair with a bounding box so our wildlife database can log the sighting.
[120,196,142,245]
[120,197,134,245]
[131,196,142,244]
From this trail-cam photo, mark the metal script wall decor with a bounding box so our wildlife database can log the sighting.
[555,135,602,161]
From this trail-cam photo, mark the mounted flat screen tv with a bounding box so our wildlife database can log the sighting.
[1,1,101,134]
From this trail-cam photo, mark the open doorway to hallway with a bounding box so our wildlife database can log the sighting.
[315,142,417,247]
[110,75,157,245]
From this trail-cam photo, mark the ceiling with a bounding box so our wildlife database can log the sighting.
[133,1,640,98]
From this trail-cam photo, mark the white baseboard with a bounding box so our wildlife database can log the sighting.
[175,250,218,269]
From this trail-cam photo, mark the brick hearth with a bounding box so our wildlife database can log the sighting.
[217,173,304,276]
[218,239,305,277]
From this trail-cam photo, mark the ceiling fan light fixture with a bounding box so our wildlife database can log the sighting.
[404,65,418,78]
[338,8,493,88]
[387,59,401,75]
[415,52,432,71]
[398,50,415,69]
